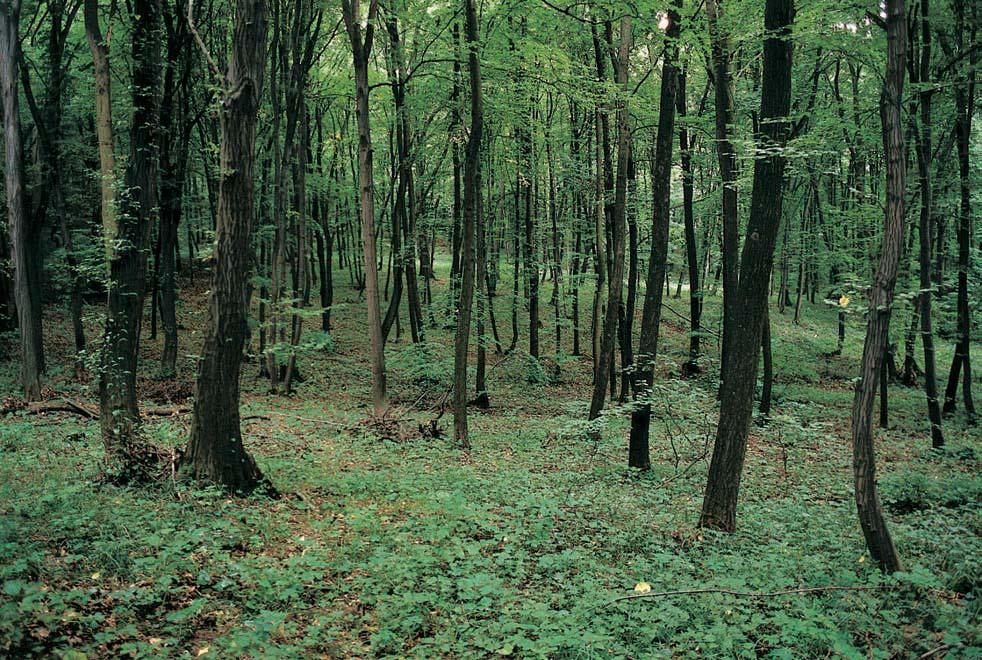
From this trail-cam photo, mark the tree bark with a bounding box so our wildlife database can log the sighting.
[98,0,162,476]
[1,0,44,400]
[699,0,793,532]
[849,0,905,573]
[183,0,269,493]
[627,4,680,470]
[343,0,387,415]
[453,0,483,447]
[588,18,631,422]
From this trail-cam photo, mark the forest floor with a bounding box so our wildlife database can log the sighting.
[0,264,979,658]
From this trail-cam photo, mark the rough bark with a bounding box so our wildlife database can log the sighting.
[98,0,162,476]
[699,0,793,532]
[849,0,905,573]
[628,4,680,470]
[183,0,269,493]
[1,0,44,400]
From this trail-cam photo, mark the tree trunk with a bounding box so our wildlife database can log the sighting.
[678,68,701,377]
[98,0,161,477]
[453,0,483,447]
[627,4,680,469]
[911,0,944,447]
[183,0,269,493]
[344,0,387,415]
[1,0,44,400]
[83,0,117,270]
[699,0,793,532]
[588,18,631,422]
[942,0,976,420]
[706,0,740,389]
[849,0,905,573]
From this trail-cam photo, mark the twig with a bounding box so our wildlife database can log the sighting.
[609,584,890,605]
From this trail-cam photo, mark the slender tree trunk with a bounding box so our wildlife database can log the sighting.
[627,4,680,469]
[942,0,976,420]
[678,68,701,377]
[183,0,269,493]
[588,18,631,422]
[83,0,117,269]
[849,0,905,573]
[453,0,483,446]
[699,0,793,532]
[706,0,739,389]
[912,0,944,447]
[344,0,387,415]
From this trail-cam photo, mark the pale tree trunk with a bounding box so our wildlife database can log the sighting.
[83,0,117,270]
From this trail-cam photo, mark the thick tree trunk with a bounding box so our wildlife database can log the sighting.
[1,0,44,400]
[183,0,269,493]
[699,0,793,532]
[849,0,905,573]
[98,0,161,476]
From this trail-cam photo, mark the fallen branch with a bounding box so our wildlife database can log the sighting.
[609,584,890,605]
[14,400,191,419]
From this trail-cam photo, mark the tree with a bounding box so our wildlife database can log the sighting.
[183,0,269,492]
[628,2,681,470]
[0,0,44,401]
[849,0,906,574]
[699,0,794,532]
[588,17,631,423]
[343,0,387,417]
[98,0,162,476]
[452,0,483,448]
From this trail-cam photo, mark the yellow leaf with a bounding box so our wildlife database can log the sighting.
[634,582,652,594]
[90,572,101,580]
[858,555,866,563]
[196,647,209,656]
[839,295,850,307]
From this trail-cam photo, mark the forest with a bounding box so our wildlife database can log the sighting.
[0,0,979,655]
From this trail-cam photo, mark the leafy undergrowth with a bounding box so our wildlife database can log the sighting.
[1,278,979,658]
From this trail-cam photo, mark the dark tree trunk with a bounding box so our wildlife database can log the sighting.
[0,0,44,400]
[699,0,793,532]
[849,0,905,573]
[942,0,976,420]
[98,0,162,476]
[706,0,739,389]
[453,0,482,446]
[588,18,630,422]
[343,0,386,415]
[183,0,269,493]
[678,68,701,377]
[911,0,944,447]
[627,4,680,469]
[158,1,191,379]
